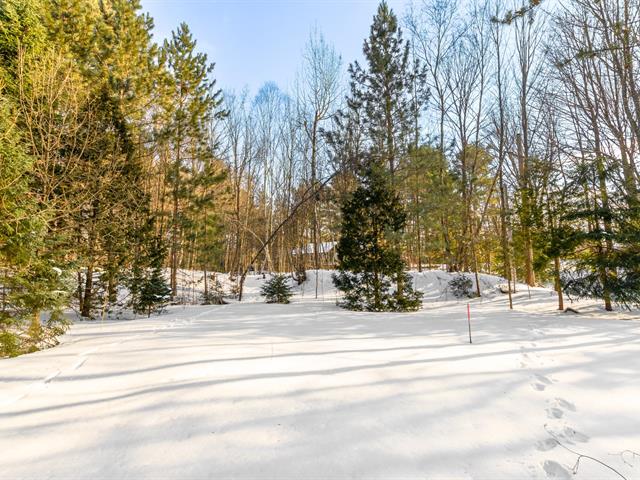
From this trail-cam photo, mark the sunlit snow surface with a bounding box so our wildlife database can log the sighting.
[1,271,639,479]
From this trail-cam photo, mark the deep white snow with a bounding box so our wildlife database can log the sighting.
[1,271,639,479]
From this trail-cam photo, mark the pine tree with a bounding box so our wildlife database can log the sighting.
[333,163,422,311]
[92,0,158,306]
[402,145,458,270]
[348,1,424,176]
[202,277,227,305]
[0,85,48,355]
[560,161,640,310]
[161,23,225,299]
[42,0,158,318]
[132,238,171,317]
[328,2,423,312]
[261,274,293,304]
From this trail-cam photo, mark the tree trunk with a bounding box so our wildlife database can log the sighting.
[554,256,564,311]
[499,167,513,310]
[81,264,93,318]
[516,133,536,286]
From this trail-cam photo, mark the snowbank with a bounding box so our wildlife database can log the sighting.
[180,269,508,304]
[235,269,506,304]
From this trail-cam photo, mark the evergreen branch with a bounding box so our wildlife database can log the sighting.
[491,0,543,25]
[555,42,640,68]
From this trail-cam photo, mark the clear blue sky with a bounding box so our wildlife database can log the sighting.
[140,0,408,95]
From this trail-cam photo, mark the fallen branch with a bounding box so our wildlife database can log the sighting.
[544,425,628,480]
[609,450,640,468]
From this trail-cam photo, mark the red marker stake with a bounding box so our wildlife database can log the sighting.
[467,303,472,344]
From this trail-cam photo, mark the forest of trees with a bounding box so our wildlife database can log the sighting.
[1,0,639,353]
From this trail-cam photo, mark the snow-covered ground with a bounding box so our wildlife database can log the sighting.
[1,271,639,479]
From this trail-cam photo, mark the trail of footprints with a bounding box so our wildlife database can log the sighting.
[1,310,209,408]
[519,336,590,479]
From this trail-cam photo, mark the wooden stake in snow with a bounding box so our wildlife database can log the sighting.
[467,303,472,344]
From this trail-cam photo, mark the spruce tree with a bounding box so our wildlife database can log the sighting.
[0,87,49,355]
[132,238,171,317]
[202,278,227,305]
[261,274,294,304]
[333,162,422,311]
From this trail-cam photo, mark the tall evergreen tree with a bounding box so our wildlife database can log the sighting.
[402,145,459,271]
[348,1,424,176]
[41,0,159,318]
[330,1,423,312]
[0,83,43,355]
[161,23,225,298]
[333,162,422,311]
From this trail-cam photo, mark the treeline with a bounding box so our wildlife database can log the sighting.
[1,0,638,355]
[223,0,640,313]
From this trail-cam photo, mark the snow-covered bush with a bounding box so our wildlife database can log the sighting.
[260,274,293,304]
[228,281,241,299]
[448,274,474,299]
[202,279,227,305]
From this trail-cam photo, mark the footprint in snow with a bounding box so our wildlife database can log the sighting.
[535,438,558,452]
[531,329,545,340]
[554,398,576,412]
[534,373,554,384]
[562,426,589,443]
[546,407,564,419]
[543,460,572,479]
[531,374,554,391]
